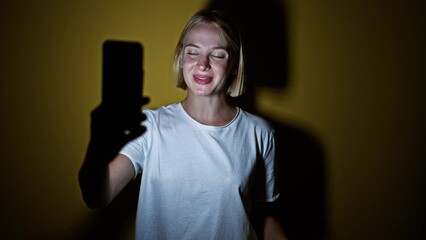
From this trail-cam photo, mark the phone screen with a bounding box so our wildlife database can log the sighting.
[102,40,143,106]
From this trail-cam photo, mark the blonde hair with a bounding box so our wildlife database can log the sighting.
[172,9,245,97]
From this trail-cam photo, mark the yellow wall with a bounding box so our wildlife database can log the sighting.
[0,0,424,239]
[258,1,425,239]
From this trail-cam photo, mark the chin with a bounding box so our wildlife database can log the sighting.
[192,87,213,96]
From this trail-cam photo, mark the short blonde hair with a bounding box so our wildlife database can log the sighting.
[172,9,245,97]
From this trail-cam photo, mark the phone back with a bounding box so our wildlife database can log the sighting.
[102,40,143,106]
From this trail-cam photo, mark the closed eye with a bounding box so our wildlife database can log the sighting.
[184,45,199,56]
[211,49,228,59]
[211,54,225,59]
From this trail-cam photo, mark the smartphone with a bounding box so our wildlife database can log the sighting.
[102,40,143,106]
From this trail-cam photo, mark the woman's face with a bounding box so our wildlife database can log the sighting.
[180,22,230,97]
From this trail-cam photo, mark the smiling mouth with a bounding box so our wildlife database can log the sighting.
[193,75,213,85]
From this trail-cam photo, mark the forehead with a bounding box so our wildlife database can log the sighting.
[184,22,228,48]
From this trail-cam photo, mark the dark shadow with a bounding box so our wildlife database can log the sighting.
[75,40,145,240]
[207,0,289,110]
[268,120,328,240]
[74,175,141,240]
[207,1,329,239]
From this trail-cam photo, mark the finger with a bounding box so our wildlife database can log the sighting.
[140,96,150,106]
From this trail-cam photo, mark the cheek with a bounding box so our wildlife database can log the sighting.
[182,62,193,76]
[181,59,194,76]
[213,61,229,74]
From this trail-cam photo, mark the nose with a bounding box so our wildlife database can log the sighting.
[197,55,210,71]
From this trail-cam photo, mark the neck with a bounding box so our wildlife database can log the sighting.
[181,94,237,126]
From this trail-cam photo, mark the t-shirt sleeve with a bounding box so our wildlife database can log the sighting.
[119,136,144,179]
[119,110,151,179]
[264,130,280,202]
[252,128,280,202]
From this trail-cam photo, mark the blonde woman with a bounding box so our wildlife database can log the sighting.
[79,9,285,240]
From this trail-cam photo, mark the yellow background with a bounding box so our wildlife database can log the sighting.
[0,0,424,239]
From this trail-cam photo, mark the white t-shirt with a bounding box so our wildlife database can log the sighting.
[120,103,279,240]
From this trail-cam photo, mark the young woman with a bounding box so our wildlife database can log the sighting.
[79,9,285,240]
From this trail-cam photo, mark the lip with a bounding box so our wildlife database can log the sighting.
[193,74,213,85]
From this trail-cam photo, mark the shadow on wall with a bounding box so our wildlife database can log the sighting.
[206,0,328,239]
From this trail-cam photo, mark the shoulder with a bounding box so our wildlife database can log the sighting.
[143,103,181,119]
[238,109,274,133]
[139,103,183,129]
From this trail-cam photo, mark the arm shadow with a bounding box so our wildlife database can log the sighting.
[74,175,141,240]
